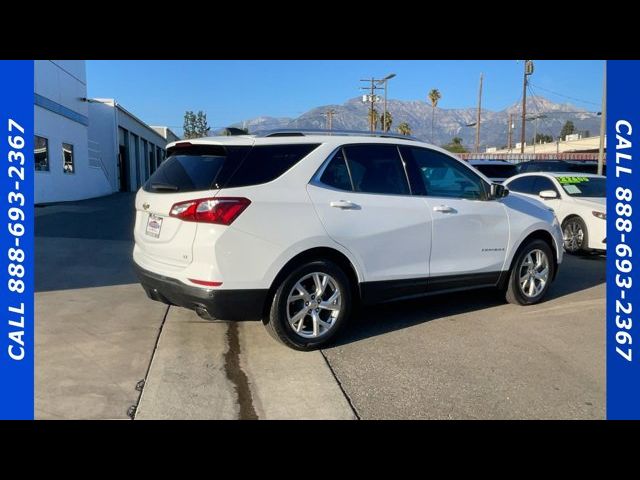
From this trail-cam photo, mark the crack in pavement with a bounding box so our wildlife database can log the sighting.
[320,349,360,420]
[224,322,259,420]
[132,304,170,420]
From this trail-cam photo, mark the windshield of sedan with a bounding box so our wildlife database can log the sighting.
[557,176,606,197]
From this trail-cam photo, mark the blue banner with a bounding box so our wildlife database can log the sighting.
[607,60,640,419]
[0,60,34,419]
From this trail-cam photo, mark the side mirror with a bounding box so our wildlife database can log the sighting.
[539,190,558,200]
[490,183,509,199]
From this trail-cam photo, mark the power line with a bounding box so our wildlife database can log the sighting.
[528,82,600,107]
[527,84,560,140]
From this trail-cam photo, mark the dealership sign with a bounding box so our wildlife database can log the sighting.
[607,60,640,419]
[0,61,34,419]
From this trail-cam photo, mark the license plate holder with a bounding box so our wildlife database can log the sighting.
[145,213,163,238]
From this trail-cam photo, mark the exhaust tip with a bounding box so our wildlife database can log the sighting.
[195,306,217,321]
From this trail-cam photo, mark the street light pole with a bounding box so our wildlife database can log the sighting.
[378,73,396,132]
[520,60,534,154]
[475,73,483,153]
[521,63,528,154]
[598,61,607,176]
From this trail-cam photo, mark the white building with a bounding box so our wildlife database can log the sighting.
[34,60,178,204]
[87,99,174,193]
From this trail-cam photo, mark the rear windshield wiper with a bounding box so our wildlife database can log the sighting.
[150,182,179,191]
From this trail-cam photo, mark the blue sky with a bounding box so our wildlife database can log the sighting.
[87,60,604,133]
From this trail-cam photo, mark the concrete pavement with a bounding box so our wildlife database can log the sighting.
[135,308,356,420]
[35,194,167,419]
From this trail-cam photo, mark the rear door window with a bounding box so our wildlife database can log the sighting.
[343,144,410,195]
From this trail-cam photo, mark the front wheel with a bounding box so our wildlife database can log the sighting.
[264,260,351,350]
[563,216,589,254]
[505,239,555,306]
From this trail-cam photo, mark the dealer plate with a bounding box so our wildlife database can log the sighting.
[146,213,163,238]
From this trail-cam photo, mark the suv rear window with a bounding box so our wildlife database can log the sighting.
[144,143,319,193]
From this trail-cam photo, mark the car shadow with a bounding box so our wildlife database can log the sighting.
[328,252,605,348]
[35,193,138,292]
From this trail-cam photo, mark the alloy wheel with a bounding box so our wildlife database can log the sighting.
[286,272,342,339]
[518,249,550,298]
[563,220,584,252]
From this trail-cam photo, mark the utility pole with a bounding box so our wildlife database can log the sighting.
[326,109,336,131]
[360,78,378,132]
[521,60,534,154]
[507,113,513,151]
[361,77,386,132]
[475,73,483,153]
[598,61,607,176]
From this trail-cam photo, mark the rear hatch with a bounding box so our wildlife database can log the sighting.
[134,142,252,267]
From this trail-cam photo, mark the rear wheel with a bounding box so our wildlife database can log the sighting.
[264,260,351,350]
[505,239,554,305]
[563,216,589,254]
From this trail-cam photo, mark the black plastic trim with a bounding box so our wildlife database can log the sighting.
[360,271,503,305]
[134,263,268,321]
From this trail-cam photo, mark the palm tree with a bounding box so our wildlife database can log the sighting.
[380,111,393,132]
[367,108,379,131]
[428,88,442,143]
[397,122,412,136]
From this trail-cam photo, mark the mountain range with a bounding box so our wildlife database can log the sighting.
[231,96,601,150]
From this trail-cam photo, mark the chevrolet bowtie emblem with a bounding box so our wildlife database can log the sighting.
[143,203,150,210]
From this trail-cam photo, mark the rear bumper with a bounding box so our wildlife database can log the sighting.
[133,263,268,321]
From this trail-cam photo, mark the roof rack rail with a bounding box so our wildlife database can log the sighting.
[254,128,421,142]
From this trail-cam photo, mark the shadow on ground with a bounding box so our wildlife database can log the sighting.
[35,193,138,292]
[331,253,605,347]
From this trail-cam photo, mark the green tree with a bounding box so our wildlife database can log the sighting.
[380,111,393,132]
[428,88,442,142]
[443,136,468,153]
[183,111,197,139]
[560,120,576,140]
[368,108,379,130]
[183,110,210,138]
[397,122,412,136]
[195,111,210,137]
[533,133,553,144]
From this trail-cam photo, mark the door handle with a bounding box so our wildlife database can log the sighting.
[330,200,359,210]
[433,205,456,213]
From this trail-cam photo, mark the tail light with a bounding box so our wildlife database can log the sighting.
[169,197,251,225]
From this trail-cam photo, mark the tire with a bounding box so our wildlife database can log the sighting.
[505,239,555,306]
[563,216,589,254]
[264,260,352,350]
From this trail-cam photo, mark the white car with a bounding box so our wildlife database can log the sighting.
[133,130,564,350]
[503,172,606,254]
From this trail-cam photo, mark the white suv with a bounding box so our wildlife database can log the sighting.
[133,130,564,350]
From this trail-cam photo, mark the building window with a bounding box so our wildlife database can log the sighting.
[62,143,75,174]
[35,136,49,171]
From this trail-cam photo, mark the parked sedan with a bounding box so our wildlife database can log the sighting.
[469,159,518,183]
[503,172,606,254]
